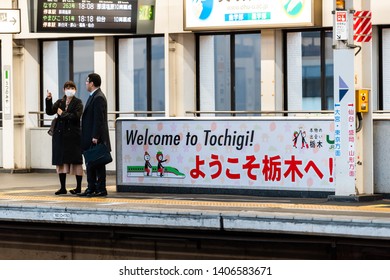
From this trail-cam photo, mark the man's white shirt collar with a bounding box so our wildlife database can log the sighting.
[90,88,98,96]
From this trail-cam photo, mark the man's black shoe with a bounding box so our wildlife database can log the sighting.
[88,191,108,197]
[77,189,94,197]
[69,188,81,195]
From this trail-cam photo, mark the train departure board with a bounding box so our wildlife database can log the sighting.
[36,0,138,33]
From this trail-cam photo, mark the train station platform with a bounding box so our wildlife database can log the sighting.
[1,172,390,241]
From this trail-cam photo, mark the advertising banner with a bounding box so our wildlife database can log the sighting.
[184,0,320,31]
[117,118,335,192]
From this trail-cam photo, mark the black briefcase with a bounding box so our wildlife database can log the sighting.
[83,143,112,167]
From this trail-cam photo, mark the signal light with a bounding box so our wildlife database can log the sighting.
[336,0,345,10]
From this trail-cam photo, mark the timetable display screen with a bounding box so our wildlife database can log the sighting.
[36,0,138,33]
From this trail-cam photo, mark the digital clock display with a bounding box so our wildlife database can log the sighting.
[36,0,138,33]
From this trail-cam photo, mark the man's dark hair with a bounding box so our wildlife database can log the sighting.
[88,73,101,87]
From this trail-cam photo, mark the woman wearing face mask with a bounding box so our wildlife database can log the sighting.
[46,81,84,195]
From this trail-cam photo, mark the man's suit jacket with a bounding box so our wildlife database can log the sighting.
[81,88,111,152]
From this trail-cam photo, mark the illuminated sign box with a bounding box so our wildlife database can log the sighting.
[36,0,138,33]
[184,0,322,31]
[116,118,335,194]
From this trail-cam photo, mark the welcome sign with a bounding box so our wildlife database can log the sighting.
[116,118,335,192]
[184,0,322,31]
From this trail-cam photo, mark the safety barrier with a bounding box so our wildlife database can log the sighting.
[28,111,165,126]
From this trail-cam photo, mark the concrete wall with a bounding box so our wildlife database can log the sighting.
[29,129,116,172]
[373,120,390,193]
[0,129,2,167]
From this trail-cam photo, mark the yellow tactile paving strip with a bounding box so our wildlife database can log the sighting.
[0,190,390,213]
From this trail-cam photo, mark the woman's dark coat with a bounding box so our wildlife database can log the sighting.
[46,96,83,166]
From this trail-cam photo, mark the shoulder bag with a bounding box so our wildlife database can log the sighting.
[47,99,62,136]
[83,143,113,167]
[47,117,57,136]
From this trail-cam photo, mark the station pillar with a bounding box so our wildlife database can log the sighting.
[332,0,356,197]
[331,0,377,201]
[1,35,15,170]
[0,0,15,170]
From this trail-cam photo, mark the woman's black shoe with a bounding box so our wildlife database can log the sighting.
[69,188,81,195]
[55,189,67,195]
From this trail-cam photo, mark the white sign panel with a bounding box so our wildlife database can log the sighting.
[117,119,335,192]
[333,49,356,195]
[0,9,21,34]
[335,11,348,40]
[2,65,12,120]
[184,0,316,30]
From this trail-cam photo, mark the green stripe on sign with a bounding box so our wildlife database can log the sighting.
[5,71,8,79]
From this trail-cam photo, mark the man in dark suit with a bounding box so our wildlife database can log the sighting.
[79,73,111,197]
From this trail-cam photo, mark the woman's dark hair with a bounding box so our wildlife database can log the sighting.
[63,80,77,90]
[87,73,101,87]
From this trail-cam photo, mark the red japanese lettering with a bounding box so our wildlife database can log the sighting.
[190,155,205,179]
[243,155,260,180]
[209,154,223,179]
[262,155,281,181]
[226,157,240,179]
[284,155,303,182]
[304,160,323,179]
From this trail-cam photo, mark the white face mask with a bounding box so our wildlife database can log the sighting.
[65,89,76,97]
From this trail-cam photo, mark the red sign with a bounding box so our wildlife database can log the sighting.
[354,11,372,42]
[337,11,347,22]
